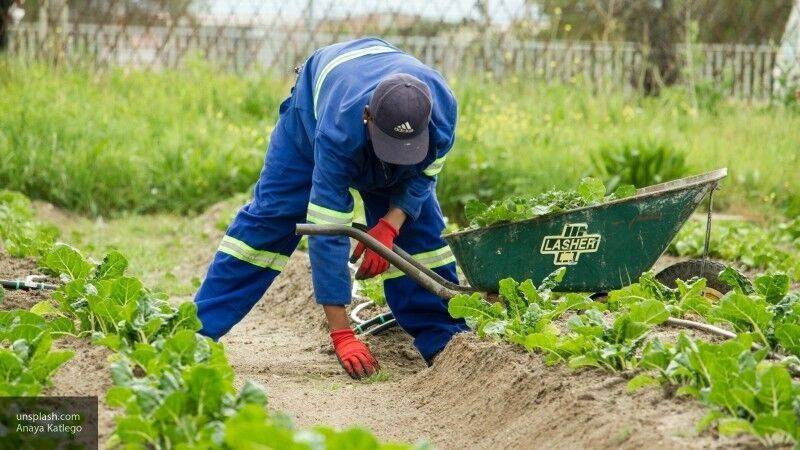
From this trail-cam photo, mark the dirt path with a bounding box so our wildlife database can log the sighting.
[222,253,761,449]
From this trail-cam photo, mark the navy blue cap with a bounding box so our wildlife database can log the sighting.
[367,73,432,165]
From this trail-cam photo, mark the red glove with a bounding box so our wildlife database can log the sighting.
[330,328,379,379]
[350,218,398,279]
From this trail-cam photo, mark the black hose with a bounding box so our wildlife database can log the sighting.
[0,279,59,291]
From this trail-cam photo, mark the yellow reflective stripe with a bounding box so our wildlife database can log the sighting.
[313,45,398,119]
[218,236,288,271]
[306,202,354,225]
[423,156,447,177]
[382,246,456,280]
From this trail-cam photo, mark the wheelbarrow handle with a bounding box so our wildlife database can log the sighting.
[296,223,468,300]
[349,223,474,294]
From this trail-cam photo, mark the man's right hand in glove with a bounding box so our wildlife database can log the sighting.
[330,328,380,379]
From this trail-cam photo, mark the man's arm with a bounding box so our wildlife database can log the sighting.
[309,130,379,379]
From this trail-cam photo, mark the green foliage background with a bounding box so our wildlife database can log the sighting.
[0,60,798,220]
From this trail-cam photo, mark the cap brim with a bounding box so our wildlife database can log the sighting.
[368,121,429,165]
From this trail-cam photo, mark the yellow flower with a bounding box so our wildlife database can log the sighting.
[564,24,572,32]
[554,7,562,15]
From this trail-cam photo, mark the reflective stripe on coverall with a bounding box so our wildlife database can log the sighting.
[194,38,468,362]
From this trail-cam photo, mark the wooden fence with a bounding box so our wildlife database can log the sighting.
[7,23,784,100]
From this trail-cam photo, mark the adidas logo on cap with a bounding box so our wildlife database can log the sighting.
[393,122,414,133]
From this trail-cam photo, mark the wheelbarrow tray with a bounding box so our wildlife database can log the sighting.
[443,169,727,293]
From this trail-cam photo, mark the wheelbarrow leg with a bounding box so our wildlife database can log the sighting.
[702,186,716,273]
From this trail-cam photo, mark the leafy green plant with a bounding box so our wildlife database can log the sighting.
[106,330,265,448]
[462,177,635,229]
[223,404,418,450]
[449,268,594,346]
[639,333,799,447]
[449,265,800,445]
[30,242,414,449]
[0,190,58,258]
[36,245,201,350]
[590,139,689,192]
[607,271,713,318]
[525,299,669,371]
[0,191,414,449]
[0,310,73,396]
[356,278,386,307]
[670,219,800,279]
[0,61,283,215]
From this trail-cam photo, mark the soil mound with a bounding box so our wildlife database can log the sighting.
[410,333,758,449]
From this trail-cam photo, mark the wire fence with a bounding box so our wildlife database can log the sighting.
[4,0,799,100]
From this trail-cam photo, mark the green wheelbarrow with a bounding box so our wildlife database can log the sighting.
[296,168,730,334]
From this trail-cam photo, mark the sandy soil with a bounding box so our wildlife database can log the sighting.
[222,252,762,449]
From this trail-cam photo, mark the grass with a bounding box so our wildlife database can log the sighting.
[441,75,800,221]
[43,195,247,296]
[2,59,798,222]
[0,59,283,216]
[363,370,393,383]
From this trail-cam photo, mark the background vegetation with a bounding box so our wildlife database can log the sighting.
[1,60,797,222]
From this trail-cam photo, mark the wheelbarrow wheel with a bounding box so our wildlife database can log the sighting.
[655,259,731,301]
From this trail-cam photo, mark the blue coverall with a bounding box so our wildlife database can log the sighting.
[194,38,468,362]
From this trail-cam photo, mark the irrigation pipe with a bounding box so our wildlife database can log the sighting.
[665,317,800,376]
[664,317,737,339]
[349,300,373,326]
[0,276,59,291]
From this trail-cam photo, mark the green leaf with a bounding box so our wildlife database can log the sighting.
[523,332,559,352]
[183,365,230,416]
[568,354,599,369]
[718,267,754,295]
[464,199,489,222]
[46,317,75,335]
[626,374,659,392]
[171,302,202,334]
[236,380,268,407]
[538,267,566,291]
[717,418,756,437]
[774,322,800,356]
[712,293,773,344]
[752,412,797,441]
[755,366,793,412]
[613,184,637,198]
[224,405,299,449]
[612,316,650,342]
[627,299,669,325]
[30,350,74,382]
[42,244,93,280]
[114,415,156,445]
[448,293,499,322]
[30,300,60,316]
[92,332,123,351]
[753,272,790,304]
[94,250,129,280]
[499,278,525,320]
[696,410,726,432]
[577,177,606,202]
[106,385,134,407]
